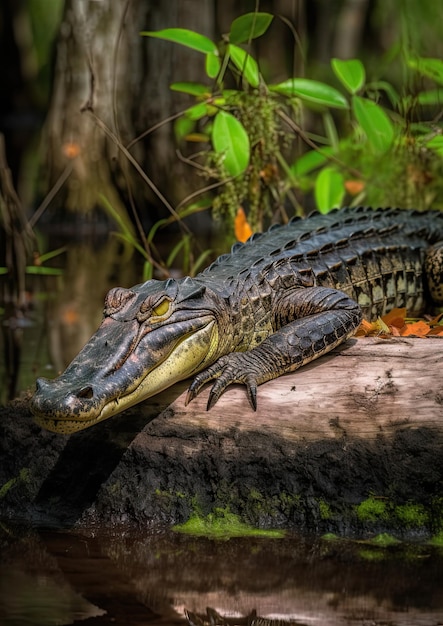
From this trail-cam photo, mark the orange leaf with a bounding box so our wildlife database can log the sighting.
[400,320,430,337]
[344,180,365,195]
[234,207,253,243]
[355,319,376,336]
[427,325,443,336]
[381,307,407,328]
[427,312,443,326]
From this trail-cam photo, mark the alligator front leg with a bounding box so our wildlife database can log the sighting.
[186,287,362,410]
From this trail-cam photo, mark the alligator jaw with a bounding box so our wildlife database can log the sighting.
[31,317,217,434]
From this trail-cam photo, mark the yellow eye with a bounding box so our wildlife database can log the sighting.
[152,298,170,317]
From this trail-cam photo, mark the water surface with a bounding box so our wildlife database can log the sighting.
[2,524,443,625]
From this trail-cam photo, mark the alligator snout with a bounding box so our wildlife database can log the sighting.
[33,377,101,418]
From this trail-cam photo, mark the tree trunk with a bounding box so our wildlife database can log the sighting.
[39,0,215,227]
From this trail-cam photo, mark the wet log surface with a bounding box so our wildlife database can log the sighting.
[1,337,443,537]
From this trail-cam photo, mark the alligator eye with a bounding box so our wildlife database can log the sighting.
[137,296,172,322]
[152,298,170,317]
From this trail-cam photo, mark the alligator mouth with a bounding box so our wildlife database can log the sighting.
[31,317,217,434]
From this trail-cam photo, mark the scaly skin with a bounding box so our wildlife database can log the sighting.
[30,206,443,433]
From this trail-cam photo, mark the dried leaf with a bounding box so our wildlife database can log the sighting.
[381,307,407,328]
[344,180,365,195]
[234,207,253,243]
[355,319,374,336]
[401,320,433,337]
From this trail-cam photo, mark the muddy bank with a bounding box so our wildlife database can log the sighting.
[0,338,443,538]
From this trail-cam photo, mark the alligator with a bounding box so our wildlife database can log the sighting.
[31,206,443,434]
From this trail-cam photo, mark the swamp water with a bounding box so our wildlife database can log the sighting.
[2,524,443,626]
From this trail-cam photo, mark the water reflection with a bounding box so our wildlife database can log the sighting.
[1,524,443,625]
[44,239,136,373]
[0,235,137,401]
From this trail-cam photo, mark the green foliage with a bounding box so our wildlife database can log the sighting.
[101,194,212,280]
[332,58,366,94]
[270,78,349,109]
[315,167,345,213]
[352,96,394,153]
[229,12,274,44]
[212,110,250,176]
[143,10,443,238]
[140,28,218,55]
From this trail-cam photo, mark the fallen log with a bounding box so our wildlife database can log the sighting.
[1,337,443,538]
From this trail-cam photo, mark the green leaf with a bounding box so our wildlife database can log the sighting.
[141,28,218,55]
[174,116,195,142]
[185,102,211,121]
[315,167,345,213]
[426,135,443,157]
[352,95,394,154]
[408,57,443,86]
[331,58,365,94]
[417,88,443,106]
[229,12,273,44]
[228,44,260,88]
[25,266,63,276]
[170,82,210,96]
[270,78,348,109]
[206,52,221,78]
[37,246,67,264]
[291,148,332,177]
[367,80,400,108]
[142,261,153,282]
[177,197,212,219]
[212,110,250,176]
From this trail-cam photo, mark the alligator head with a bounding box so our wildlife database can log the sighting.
[30,277,221,434]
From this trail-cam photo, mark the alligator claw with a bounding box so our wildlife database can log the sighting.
[184,386,198,406]
[186,354,259,411]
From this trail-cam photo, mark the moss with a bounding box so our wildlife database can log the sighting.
[319,499,332,520]
[395,503,428,527]
[356,497,388,522]
[173,508,285,539]
[0,468,29,499]
[429,531,443,546]
[322,532,340,541]
[369,533,401,546]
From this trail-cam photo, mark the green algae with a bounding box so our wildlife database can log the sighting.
[173,508,285,539]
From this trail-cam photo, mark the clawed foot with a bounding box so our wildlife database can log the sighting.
[185,354,258,411]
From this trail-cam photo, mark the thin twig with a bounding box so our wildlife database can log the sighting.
[29,163,73,228]
[88,110,191,233]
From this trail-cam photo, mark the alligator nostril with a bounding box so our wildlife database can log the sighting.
[77,386,94,400]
